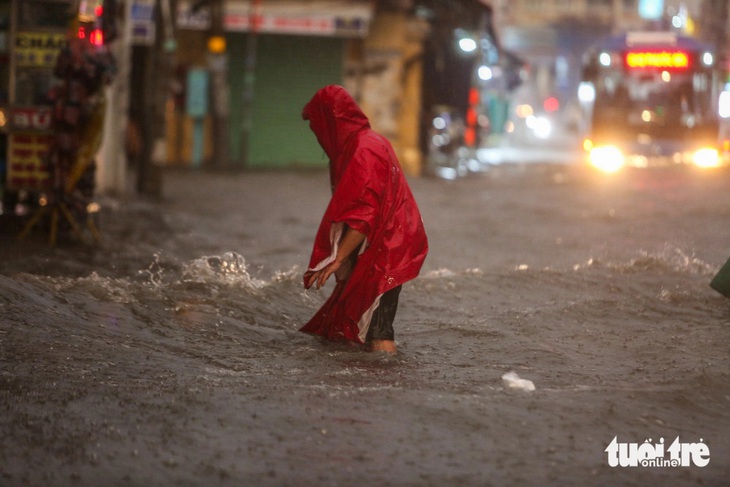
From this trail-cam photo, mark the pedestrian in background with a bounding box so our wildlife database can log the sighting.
[300,85,428,353]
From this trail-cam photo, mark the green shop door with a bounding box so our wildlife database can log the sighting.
[227,34,345,168]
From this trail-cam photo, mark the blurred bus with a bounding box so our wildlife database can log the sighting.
[579,31,727,173]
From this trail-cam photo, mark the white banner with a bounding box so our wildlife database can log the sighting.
[176,0,372,38]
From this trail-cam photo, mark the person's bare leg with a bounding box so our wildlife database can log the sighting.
[370,339,397,354]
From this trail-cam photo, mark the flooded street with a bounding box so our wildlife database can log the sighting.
[1,164,730,486]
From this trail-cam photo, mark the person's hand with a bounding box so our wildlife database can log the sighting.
[304,260,342,290]
[303,270,315,289]
[303,225,364,290]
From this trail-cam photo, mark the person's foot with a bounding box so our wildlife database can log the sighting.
[369,339,397,354]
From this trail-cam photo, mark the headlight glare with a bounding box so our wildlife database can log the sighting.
[589,145,625,173]
[692,147,720,168]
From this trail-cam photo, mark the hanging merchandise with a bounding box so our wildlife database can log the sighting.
[18,3,115,244]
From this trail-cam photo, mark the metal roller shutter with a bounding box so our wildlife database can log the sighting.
[227,33,344,168]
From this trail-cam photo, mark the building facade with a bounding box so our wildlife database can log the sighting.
[170,0,428,175]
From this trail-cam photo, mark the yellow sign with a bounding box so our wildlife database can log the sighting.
[7,133,52,190]
[15,32,68,68]
[626,51,689,70]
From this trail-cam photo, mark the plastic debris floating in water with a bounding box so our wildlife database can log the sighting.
[502,371,536,392]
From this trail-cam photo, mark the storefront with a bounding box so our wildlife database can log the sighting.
[1,0,114,244]
[175,0,373,168]
[1,0,72,207]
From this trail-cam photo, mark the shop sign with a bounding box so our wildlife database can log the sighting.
[176,0,372,38]
[132,0,157,45]
[15,32,67,68]
[11,107,53,131]
[7,133,52,190]
[225,14,335,36]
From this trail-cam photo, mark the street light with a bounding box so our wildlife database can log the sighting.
[459,37,477,53]
[477,65,492,81]
[455,29,477,54]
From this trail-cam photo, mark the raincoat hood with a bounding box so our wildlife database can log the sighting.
[302,85,370,187]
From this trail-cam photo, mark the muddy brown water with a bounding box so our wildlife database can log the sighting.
[1,164,729,486]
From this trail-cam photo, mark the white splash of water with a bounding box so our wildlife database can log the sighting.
[181,252,266,289]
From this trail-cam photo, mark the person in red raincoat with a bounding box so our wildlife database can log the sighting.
[300,85,428,353]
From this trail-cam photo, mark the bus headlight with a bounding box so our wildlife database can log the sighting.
[526,115,552,139]
[589,145,625,173]
[692,147,720,168]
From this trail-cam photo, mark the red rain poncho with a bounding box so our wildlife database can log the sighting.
[300,85,428,343]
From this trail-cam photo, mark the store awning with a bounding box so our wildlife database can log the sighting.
[177,0,374,38]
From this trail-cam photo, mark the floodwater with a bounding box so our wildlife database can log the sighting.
[1,164,729,486]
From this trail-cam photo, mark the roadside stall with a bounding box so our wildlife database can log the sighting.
[2,0,113,244]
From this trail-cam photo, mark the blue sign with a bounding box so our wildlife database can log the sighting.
[186,68,209,118]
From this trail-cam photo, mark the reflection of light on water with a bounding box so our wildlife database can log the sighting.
[422,268,483,279]
[571,248,715,276]
[423,268,457,278]
[206,253,246,275]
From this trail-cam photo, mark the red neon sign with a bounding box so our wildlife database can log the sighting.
[89,28,104,46]
[626,51,690,69]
